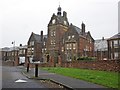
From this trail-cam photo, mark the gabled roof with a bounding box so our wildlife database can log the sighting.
[68,24,82,34]
[33,33,41,43]
[108,32,120,40]
[94,38,108,51]
[28,32,47,44]
[71,24,82,35]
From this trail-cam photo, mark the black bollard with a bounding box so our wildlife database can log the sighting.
[35,64,38,77]
[27,63,29,72]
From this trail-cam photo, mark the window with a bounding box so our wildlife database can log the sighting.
[61,47,64,52]
[51,31,53,36]
[89,39,92,43]
[4,53,6,56]
[44,42,45,46]
[51,40,53,45]
[19,50,22,54]
[63,39,64,44]
[44,48,46,51]
[66,44,69,50]
[53,31,56,36]
[114,40,118,48]
[111,53,113,59]
[114,52,118,59]
[51,31,56,37]
[72,35,74,38]
[30,41,34,46]
[68,36,71,40]
[90,47,92,51]
[42,49,44,53]
[110,41,112,48]
[69,44,72,50]
[73,43,76,50]
[51,39,55,45]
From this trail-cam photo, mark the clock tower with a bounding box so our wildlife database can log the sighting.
[47,5,69,64]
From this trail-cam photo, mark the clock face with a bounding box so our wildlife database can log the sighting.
[64,21,67,25]
[52,19,56,24]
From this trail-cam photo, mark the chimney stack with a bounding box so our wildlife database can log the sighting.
[81,22,85,34]
[63,11,67,18]
[41,31,43,42]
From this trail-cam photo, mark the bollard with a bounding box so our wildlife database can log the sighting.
[27,63,29,72]
[35,64,38,77]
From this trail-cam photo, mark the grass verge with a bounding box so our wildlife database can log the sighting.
[41,67,119,88]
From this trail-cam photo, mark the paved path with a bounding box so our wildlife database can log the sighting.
[2,66,46,89]
[21,66,106,89]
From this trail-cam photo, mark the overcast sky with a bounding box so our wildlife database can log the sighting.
[0,0,119,48]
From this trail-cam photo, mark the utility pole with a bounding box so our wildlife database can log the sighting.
[12,41,15,66]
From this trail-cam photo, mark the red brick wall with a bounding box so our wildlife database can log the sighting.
[61,60,119,72]
[31,60,119,72]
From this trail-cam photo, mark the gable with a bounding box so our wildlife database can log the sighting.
[28,32,35,45]
[28,32,41,45]
[86,32,94,42]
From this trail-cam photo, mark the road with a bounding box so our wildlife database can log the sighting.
[2,65,46,89]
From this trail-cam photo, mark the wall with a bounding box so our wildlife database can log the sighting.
[34,60,119,72]
[61,60,119,72]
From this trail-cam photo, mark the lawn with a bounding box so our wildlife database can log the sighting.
[41,67,119,88]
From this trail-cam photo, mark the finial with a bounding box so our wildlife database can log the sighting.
[59,1,60,7]
[82,21,84,24]
[57,2,62,16]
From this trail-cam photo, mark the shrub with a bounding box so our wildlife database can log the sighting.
[77,57,96,61]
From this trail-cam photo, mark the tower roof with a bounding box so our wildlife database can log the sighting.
[57,5,62,16]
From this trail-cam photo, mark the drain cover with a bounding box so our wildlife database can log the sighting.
[15,79,27,83]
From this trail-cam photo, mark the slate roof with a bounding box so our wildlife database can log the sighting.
[94,38,108,51]
[108,32,120,40]
[0,47,10,51]
[19,45,27,49]
[72,25,82,35]
[32,33,47,43]
[33,33,41,43]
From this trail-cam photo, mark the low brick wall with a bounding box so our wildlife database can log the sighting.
[2,60,14,66]
[27,60,119,72]
[61,60,120,72]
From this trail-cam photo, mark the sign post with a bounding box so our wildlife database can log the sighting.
[35,64,38,77]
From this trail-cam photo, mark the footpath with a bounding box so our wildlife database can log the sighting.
[19,66,109,89]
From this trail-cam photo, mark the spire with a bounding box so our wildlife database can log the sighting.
[57,4,62,16]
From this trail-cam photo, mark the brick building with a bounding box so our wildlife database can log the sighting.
[107,32,120,60]
[47,6,94,64]
[61,23,94,62]
[18,45,27,64]
[0,47,10,61]
[47,6,69,64]
[26,31,47,63]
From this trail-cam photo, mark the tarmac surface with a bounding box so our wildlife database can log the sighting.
[2,66,46,89]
